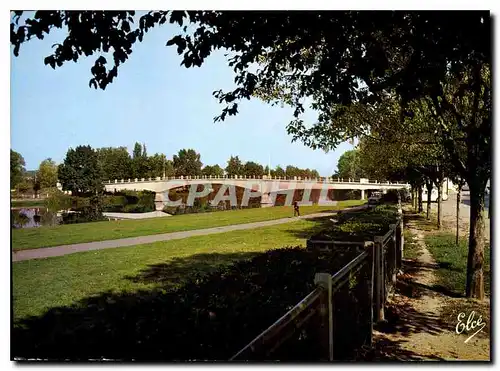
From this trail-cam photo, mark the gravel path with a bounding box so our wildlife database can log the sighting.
[371,211,490,361]
[12,205,368,262]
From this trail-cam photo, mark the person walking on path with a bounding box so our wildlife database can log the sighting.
[293,201,300,217]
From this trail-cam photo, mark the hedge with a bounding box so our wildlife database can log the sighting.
[310,204,399,242]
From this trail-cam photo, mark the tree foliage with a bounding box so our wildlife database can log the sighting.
[242,161,264,177]
[273,165,286,178]
[130,142,150,179]
[148,153,174,178]
[37,158,58,189]
[225,155,243,177]
[202,164,224,177]
[97,147,132,181]
[173,149,203,176]
[334,150,367,180]
[57,145,103,196]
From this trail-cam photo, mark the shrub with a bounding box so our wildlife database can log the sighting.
[137,190,155,212]
[163,206,179,215]
[70,196,90,210]
[103,195,127,207]
[12,246,370,361]
[101,191,155,213]
[123,204,151,213]
[312,204,399,241]
[98,195,127,212]
[46,189,72,210]
[380,190,400,204]
[61,208,107,224]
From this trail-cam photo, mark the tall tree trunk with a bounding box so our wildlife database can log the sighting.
[437,182,442,229]
[466,185,486,300]
[456,185,461,246]
[411,185,416,211]
[426,182,432,220]
[417,185,423,213]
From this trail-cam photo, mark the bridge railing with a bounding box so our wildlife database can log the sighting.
[103,176,410,186]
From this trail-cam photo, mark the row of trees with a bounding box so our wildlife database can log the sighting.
[11,149,58,194]
[60,145,321,194]
[11,144,321,197]
[224,155,320,178]
[97,143,173,180]
[11,11,490,299]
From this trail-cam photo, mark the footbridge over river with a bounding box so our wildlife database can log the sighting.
[103,176,410,210]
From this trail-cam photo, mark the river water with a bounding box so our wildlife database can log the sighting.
[11,207,61,229]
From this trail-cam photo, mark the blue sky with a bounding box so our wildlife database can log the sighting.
[10,21,353,175]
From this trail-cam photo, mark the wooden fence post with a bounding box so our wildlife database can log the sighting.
[314,273,333,361]
[389,224,397,288]
[366,241,375,347]
[373,236,385,322]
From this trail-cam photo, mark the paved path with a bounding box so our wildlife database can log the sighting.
[12,205,368,262]
[371,218,490,360]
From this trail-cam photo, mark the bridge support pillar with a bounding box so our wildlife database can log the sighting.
[361,189,365,200]
[260,192,273,208]
[155,193,165,211]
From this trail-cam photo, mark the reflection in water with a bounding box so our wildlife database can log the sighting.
[11,208,61,229]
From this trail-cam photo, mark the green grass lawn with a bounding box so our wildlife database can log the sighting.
[425,233,491,296]
[11,200,363,250]
[12,219,327,321]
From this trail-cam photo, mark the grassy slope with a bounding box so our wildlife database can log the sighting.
[11,200,363,250]
[13,219,318,321]
[425,233,491,296]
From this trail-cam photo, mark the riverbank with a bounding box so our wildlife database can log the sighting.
[12,200,365,250]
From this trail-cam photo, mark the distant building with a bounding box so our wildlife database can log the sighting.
[421,178,453,202]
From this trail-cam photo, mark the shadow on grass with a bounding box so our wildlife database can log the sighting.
[400,255,465,299]
[12,207,457,362]
[13,247,366,361]
[124,252,260,290]
[403,259,465,275]
[396,278,464,299]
